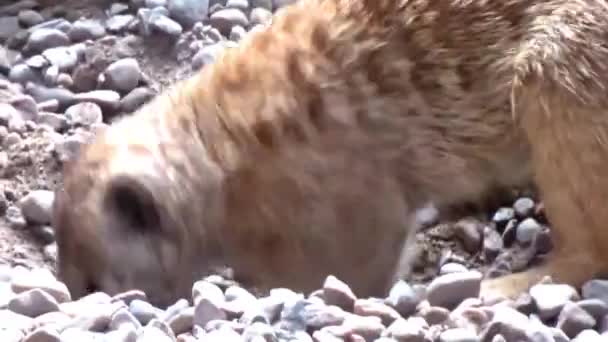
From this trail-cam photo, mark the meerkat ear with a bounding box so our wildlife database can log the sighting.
[103,175,162,233]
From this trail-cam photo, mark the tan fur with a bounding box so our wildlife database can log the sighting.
[52,0,608,306]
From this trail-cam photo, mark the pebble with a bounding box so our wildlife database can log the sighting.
[209,8,249,35]
[41,46,79,72]
[556,301,596,338]
[0,16,21,42]
[149,12,184,37]
[385,280,423,318]
[119,86,155,112]
[65,102,103,127]
[426,271,482,309]
[102,58,141,93]
[10,268,71,303]
[167,0,210,28]
[9,64,43,84]
[8,288,59,317]
[74,90,121,114]
[17,190,55,225]
[513,197,535,217]
[453,218,483,253]
[322,275,357,312]
[106,14,135,33]
[250,7,273,26]
[582,279,608,304]
[515,218,542,244]
[18,10,44,27]
[68,19,106,42]
[24,28,70,54]
[529,283,580,320]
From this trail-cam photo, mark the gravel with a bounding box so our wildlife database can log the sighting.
[1,0,608,340]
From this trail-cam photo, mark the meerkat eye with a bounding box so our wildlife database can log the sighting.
[104,175,162,233]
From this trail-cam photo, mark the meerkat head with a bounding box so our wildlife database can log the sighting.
[51,99,227,308]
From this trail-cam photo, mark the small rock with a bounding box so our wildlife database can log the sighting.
[354,298,401,326]
[129,299,160,325]
[513,197,535,217]
[18,190,54,225]
[65,102,103,127]
[38,112,68,131]
[250,7,272,26]
[385,280,424,318]
[582,279,608,304]
[573,329,602,341]
[41,46,79,72]
[557,301,596,338]
[68,19,106,42]
[74,90,121,114]
[106,14,135,33]
[426,271,482,309]
[22,326,61,342]
[167,0,210,28]
[530,283,580,320]
[167,306,194,335]
[453,218,483,253]
[516,218,542,244]
[17,9,44,27]
[229,25,246,41]
[9,64,42,84]
[24,28,70,54]
[209,8,249,36]
[440,263,469,275]
[8,288,60,318]
[323,275,357,312]
[11,269,71,304]
[150,13,183,37]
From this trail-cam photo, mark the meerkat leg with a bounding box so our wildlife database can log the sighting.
[481,14,608,300]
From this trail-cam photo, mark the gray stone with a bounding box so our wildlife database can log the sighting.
[323,275,357,312]
[149,13,183,37]
[65,102,103,127]
[516,218,542,244]
[9,64,42,84]
[168,0,210,27]
[513,197,535,217]
[17,10,43,27]
[8,288,59,318]
[22,326,61,342]
[582,279,608,304]
[556,301,596,338]
[209,8,249,35]
[250,7,272,26]
[0,16,20,42]
[18,190,54,225]
[106,14,135,33]
[454,218,483,253]
[530,283,580,320]
[103,58,142,93]
[68,19,107,42]
[42,46,79,72]
[37,112,67,131]
[25,28,70,54]
[129,299,160,325]
[426,271,482,309]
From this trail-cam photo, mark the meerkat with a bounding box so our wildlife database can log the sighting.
[51,0,608,307]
